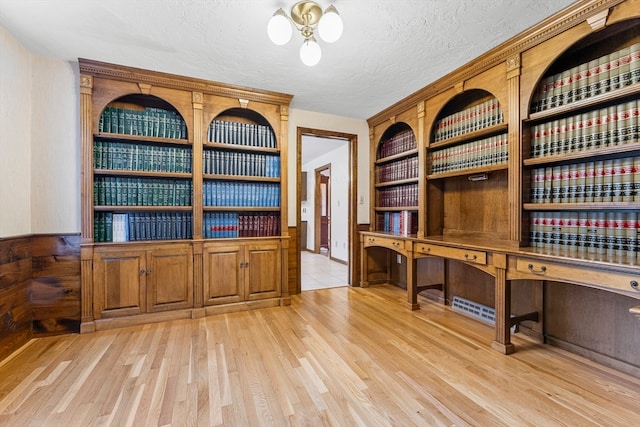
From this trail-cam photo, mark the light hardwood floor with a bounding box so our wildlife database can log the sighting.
[1,285,639,426]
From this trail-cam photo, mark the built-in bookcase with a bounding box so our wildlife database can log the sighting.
[202,109,282,239]
[523,19,640,262]
[93,96,193,242]
[426,90,510,241]
[374,124,418,236]
[79,58,292,333]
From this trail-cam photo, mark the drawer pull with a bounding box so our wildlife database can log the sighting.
[528,264,547,275]
[631,281,639,291]
[393,242,400,246]
[422,247,430,252]
[464,253,477,261]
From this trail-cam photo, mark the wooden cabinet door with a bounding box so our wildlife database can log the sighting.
[203,244,244,305]
[93,250,146,319]
[146,246,194,313]
[245,241,281,301]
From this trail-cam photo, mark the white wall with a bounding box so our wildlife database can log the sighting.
[0,26,32,237]
[30,57,79,234]
[288,109,370,226]
[0,25,80,238]
[301,143,349,262]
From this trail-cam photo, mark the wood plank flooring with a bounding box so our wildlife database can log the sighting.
[1,284,639,426]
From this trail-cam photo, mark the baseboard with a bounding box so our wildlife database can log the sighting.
[546,335,640,378]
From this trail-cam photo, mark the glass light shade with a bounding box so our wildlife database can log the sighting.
[318,5,343,43]
[299,38,321,66]
[267,9,292,45]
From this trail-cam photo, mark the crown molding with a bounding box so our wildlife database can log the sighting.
[78,58,293,106]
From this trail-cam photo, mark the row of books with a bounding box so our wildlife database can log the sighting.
[378,130,416,159]
[530,211,639,259]
[208,120,276,148]
[203,181,280,207]
[99,107,187,140]
[94,212,193,242]
[531,42,640,113]
[203,150,280,177]
[203,212,280,238]
[433,98,504,143]
[94,177,192,207]
[376,211,418,236]
[530,100,640,158]
[376,156,418,183]
[93,140,192,173]
[377,183,419,208]
[530,158,640,204]
[430,133,508,174]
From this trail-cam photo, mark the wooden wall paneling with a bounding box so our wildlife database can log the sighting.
[441,170,510,240]
[446,261,495,308]
[287,226,298,295]
[0,237,32,361]
[545,281,640,376]
[510,279,543,340]
[30,234,81,335]
[415,256,446,302]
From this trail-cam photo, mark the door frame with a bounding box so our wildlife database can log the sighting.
[296,127,358,293]
[314,164,331,255]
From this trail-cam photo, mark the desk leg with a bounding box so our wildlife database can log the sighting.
[360,237,369,288]
[491,267,515,354]
[407,255,420,310]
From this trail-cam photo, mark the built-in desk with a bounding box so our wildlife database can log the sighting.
[360,232,640,354]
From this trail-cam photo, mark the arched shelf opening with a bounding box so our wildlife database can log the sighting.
[98,94,188,141]
[529,17,640,116]
[207,108,277,149]
[373,122,418,236]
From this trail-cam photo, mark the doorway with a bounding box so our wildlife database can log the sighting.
[297,127,357,293]
[315,165,330,256]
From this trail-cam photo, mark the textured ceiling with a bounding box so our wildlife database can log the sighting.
[0,0,576,120]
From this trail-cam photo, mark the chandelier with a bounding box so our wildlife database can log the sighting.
[267,1,343,66]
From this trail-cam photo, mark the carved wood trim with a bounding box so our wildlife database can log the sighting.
[78,58,293,106]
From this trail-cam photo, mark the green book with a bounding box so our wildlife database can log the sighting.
[105,212,113,242]
[117,108,125,134]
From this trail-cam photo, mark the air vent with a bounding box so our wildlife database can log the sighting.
[451,296,516,332]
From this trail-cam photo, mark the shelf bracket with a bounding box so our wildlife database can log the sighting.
[416,283,443,294]
[509,311,539,328]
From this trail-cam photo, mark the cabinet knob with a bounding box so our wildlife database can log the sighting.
[631,281,639,291]
[528,264,547,275]
[146,269,152,275]
[139,269,145,275]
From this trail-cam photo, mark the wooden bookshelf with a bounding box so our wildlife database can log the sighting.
[79,59,292,333]
[361,0,640,370]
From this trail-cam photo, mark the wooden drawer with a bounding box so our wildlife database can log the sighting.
[362,235,408,253]
[414,243,487,265]
[515,257,640,295]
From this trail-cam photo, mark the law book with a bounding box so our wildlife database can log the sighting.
[112,213,129,242]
